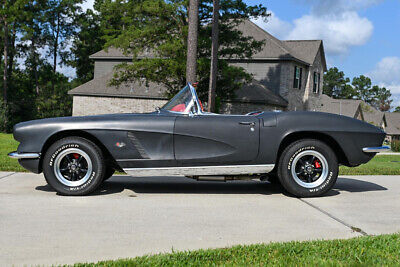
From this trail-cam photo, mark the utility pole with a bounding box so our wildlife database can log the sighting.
[207,0,219,112]
[186,0,199,84]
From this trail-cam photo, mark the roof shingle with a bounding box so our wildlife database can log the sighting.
[384,112,400,135]
[68,72,168,99]
[314,95,362,118]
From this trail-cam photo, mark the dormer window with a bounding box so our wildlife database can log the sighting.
[293,66,302,89]
[313,72,320,94]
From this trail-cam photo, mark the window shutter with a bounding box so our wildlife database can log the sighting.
[313,72,317,93]
[293,66,297,88]
[299,68,302,89]
[317,73,321,93]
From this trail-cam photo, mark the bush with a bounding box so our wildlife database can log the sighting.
[391,140,400,152]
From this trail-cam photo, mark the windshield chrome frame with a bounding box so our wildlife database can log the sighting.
[161,83,203,116]
[188,83,204,115]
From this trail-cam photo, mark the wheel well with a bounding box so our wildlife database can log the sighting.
[277,131,349,166]
[39,130,121,173]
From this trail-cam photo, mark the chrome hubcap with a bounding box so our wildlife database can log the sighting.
[291,150,329,188]
[54,148,93,187]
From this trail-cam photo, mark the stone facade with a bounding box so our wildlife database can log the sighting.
[72,96,168,116]
[229,49,324,112]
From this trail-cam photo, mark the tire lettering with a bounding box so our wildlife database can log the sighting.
[49,144,80,167]
[288,146,315,170]
[69,171,96,191]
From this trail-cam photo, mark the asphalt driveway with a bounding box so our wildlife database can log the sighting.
[0,172,399,266]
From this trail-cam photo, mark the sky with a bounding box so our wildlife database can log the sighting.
[78,0,400,107]
[249,0,400,108]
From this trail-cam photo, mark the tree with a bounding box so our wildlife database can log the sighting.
[207,0,219,112]
[102,0,269,104]
[394,106,400,113]
[66,9,105,84]
[370,85,392,112]
[352,75,374,104]
[43,0,83,73]
[323,67,351,98]
[20,0,47,95]
[186,0,199,84]
[0,0,28,130]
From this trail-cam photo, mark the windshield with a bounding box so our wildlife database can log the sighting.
[162,85,194,113]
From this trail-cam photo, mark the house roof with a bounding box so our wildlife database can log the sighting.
[90,20,326,70]
[229,79,288,107]
[360,102,385,127]
[314,95,363,118]
[384,112,400,135]
[90,47,154,60]
[68,72,168,99]
[282,40,327,71]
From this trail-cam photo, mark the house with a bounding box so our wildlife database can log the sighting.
[68,20,327,115]
[312,94,364,120]
[361,103,386,129]
[384,112,400,141]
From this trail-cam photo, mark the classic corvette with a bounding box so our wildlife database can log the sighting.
[9,83,389,197]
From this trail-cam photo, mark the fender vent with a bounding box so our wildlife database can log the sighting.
[127,132,150,159]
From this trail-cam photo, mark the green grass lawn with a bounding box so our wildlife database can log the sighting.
[339,155,400,175]
[73,233,400,266]
[1,133,400,175]
[0,133,25,172]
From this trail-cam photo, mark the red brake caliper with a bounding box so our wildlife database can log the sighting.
[314,160,321,169]
[72,153,80,160]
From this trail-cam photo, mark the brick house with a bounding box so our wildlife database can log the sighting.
[68,20,327,115]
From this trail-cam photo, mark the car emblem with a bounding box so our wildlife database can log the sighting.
[116,142,126,148]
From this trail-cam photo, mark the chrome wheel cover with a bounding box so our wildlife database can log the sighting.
[54,148,93,187]
[291,150,329,188]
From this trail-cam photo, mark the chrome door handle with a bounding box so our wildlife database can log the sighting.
[239,122,256,126]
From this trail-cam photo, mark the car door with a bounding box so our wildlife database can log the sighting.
[174,114,260,165]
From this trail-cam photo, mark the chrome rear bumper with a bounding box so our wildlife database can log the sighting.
[8,151,41,159]
[362,146,391,153]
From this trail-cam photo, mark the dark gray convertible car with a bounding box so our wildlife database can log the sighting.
[9,84,389,197]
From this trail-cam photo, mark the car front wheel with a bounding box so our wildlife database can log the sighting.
[277,139,338,197]
[43,137,106,196]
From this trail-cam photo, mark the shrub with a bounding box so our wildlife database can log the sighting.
[391,140,400,152]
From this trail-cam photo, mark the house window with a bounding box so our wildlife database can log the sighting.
[293,66,302,89]
[313,72,320,93]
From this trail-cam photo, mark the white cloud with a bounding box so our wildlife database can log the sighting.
[368,57,400,86]
[253,1,376,57]
[368,57,400,108]
[252,12,291,39]
[287,12,373,55]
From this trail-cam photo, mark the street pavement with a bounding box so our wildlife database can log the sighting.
[0,172,399,266]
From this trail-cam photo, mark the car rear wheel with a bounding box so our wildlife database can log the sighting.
[277,139,338,197]
[43,137,105,196]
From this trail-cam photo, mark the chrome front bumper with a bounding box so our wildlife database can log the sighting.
[362,146,391,153]
[8,151,41,159]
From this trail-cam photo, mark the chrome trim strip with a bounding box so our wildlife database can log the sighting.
[8,151,41,159]
[362,146,391,153]
[124,164,275,177]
